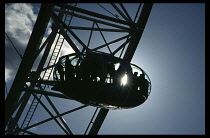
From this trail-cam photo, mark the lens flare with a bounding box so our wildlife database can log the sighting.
[121,73,127,86]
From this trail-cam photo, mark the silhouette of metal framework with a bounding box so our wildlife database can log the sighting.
[5,3,153,135]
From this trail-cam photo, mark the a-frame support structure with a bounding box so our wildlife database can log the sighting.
[5,3,153,135]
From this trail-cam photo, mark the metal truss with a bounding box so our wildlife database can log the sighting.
[5,3,153,135]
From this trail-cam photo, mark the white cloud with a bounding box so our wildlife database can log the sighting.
[5,3,39,82]
[5,3,52,83]
[60,39,76,57]
[5,3,79,83]
[5,3,37,46]
[5,68,13,82]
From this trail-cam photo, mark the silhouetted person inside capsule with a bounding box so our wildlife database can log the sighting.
[80,54,95,83]
[65,57,75,82]
[56,62,64,81]
[133,72,139,90]
[107,62,115,83]
[138,73,149,98]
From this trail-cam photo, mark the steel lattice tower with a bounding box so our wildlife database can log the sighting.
[5,3,153,135]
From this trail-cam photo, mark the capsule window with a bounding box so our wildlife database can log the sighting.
[114,62,120,71]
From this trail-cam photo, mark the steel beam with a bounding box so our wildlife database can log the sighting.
[34,32,53,59]
[5,91,31,135]
[53,8,130,31]
[119,3,133,23]
[21,105,88,132]
[86,22,95,49]
[44,95,73,135]
[5,8,62,135]
[51,10,88,51]
[5,3,153,135]
[29,93,71,135]
[87,3,153,135]
[35,24,59,76]
[134,3,142,23]
[88,108,109,135]
[112,37,131,55]
[111,3,133,24]
[123,3,153,62]
[23,88,70,99]
[5,4,52,127]
[67,26,127,32]
[84,107,99,135]
[59,29,80,53]
[54,4,131,26]
[95,22,112,54]
[92,34,129,51]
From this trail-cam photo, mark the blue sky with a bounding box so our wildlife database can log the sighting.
[5,3,205,135]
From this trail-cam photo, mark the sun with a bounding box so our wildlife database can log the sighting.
[121,73,128,86]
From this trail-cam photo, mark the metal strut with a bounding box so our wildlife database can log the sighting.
[84,107,99,135]
[5,4,52,131]
[6,3,153,135]
[18,4,76,134]
[87,3,153,135]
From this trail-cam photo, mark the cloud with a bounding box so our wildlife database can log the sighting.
[60,39,76,57]
[5,3,39,82]
[5,3,52,83]
[5,3,79,83]
[5,3,37,46]
[5,67,13,82]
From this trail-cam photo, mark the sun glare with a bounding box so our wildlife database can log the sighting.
[121,73,127,86]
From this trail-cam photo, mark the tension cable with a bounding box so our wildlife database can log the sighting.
[5,32,23,59]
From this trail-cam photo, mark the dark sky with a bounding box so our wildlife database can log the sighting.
[5,3,205,135]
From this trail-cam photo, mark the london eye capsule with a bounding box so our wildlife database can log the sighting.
[51,52,151,109]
